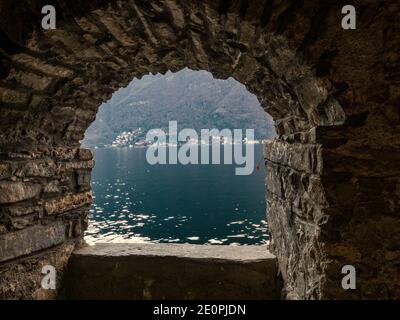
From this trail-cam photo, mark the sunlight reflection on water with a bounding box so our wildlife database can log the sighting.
[85,146,269,245]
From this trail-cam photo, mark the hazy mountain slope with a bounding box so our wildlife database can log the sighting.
[83,69,275,148]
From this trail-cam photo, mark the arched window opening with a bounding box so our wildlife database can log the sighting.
[83,68,276,246]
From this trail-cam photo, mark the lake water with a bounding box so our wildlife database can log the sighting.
[85,145,269,245]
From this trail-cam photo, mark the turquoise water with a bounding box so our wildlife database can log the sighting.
[85,145,269,245]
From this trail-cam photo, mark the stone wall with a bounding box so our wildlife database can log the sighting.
[0,147,92,298]
[0,0,399,299]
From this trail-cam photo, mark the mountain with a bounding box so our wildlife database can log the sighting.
[82,68,275,148]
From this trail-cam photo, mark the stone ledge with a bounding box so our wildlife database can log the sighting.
[0,222,66,262]
[0,241,75,299]
[73,243,276,262]
[67,244,281,300]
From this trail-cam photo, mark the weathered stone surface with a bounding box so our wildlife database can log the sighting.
[60,160,95,172]
[0,88,29,104]
[78,148,93,161]
[44,192,92,215]
[0,163,12,180]
[0,182,41,204]
[264,140,322,175]
[43,181,61,194]
[7,214,36,230]
[0,242,75,299]
[75,170,92,191]
[0,224,6,235]
[5,205,42,217]
[0,222,65,262]
[74,243,276,261]
[66,243,281,300]
[14,160,57,178]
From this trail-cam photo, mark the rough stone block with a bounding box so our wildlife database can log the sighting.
[0,87,29,104]
[0,222,66,262]
[66,243,281,300]
[61,160,95,172]
[7,214,36,230]
[13,71,54,91]
[0,242,75,299]
[14,160,57,178]
[78,148,93,161]
[76,170,92,190]
[5,205,42,217]
[44,192,92,215]
[0,182,42,204]
[264,140,322,174]
[0,163,12,180]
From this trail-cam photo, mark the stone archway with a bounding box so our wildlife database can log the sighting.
[0,0,399,299]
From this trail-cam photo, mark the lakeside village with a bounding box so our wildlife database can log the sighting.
[99,128,270,149]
